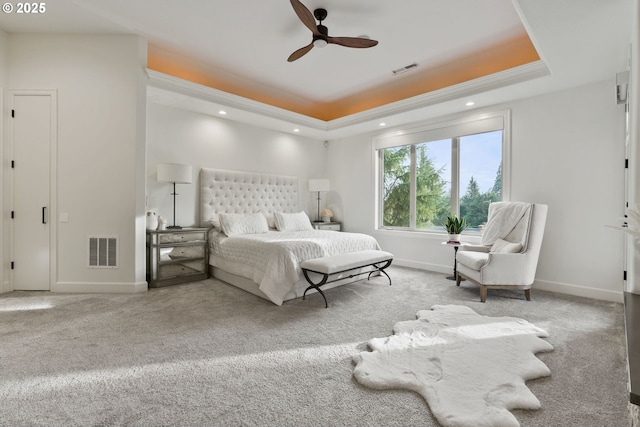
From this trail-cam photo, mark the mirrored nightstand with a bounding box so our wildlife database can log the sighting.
[313,222,341,231]
[146,228,208,287]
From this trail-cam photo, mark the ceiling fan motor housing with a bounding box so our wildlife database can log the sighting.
[313,8,328,22]
[313,22,329,47]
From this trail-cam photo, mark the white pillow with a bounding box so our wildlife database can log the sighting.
[204,213,221,230]
[491,238,523,253]
[274,211,313,231]
[262,212,277,229]
[219,213,269,236]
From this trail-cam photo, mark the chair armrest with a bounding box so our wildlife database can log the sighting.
[459,244,490,253]
[481,252,538,285]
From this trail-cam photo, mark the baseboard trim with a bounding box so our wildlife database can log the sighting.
[534,278,623,303]
[392,258,451,275]
[392,258,624,303]
[53,281,148,293]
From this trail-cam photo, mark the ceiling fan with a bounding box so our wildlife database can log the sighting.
[287,0,378,62]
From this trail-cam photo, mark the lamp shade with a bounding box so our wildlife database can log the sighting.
[157,163,192,184]
[308,179,330,192]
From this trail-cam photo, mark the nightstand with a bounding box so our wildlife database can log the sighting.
[313,221,341,231]
[146,228,208,287]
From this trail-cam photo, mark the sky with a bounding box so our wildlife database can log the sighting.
[425,130,502,195]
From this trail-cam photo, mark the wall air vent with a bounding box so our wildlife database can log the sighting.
[88,236,118,268]
[392,63,418,76]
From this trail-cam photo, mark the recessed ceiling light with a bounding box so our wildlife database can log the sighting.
[465,101,475,107]
[219,110,227,115]
[293,129,300,132]
[379,122,387,127]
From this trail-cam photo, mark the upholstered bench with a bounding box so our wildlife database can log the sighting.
[300,250,393,308]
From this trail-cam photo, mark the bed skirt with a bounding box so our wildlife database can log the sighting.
[209,265,379,304]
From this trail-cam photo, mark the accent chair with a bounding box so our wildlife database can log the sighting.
[456,202,548,302]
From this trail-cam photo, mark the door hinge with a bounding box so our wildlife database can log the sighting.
[625,159,629,169]
[10,211,14,219]
[624,270,628,281]
[11,160,14,168]
[11,109,14,118]
[10,261,14,270]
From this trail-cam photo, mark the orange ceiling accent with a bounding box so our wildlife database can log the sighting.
[148,34,539,122]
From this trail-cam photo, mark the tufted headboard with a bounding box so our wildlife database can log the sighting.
[199,168,298,227]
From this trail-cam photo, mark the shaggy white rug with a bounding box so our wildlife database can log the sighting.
[352,305,553,427]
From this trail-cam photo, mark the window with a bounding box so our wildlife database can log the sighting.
[376,111,509,233]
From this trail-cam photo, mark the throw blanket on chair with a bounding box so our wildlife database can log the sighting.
[480,202,532,247]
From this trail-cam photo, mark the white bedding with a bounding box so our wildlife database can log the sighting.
[208,229,380,305]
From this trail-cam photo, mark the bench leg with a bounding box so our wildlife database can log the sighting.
[302,258,393,308]
[367,259,393,286]
[302,269,329,308]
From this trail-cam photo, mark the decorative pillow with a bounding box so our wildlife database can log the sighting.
[219,213,269,236]
[491,238,523,253]
[262,212,277,229]
[203,213,221,230]
[274,211,313,231]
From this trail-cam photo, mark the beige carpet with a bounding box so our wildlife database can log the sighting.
[0,266,630,426]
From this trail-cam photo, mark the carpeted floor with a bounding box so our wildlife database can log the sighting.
[0,266,630,426]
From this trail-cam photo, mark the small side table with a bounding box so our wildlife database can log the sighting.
[146,228,208,287]
[441,241,465,281]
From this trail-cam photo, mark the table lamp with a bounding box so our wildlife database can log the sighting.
[308,179,330,222]
[157,163,192,229]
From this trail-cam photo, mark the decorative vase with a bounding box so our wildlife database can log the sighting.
[146,212,158,231]
[448,233,461,243]
[322,216,331,223]
[157,216,167,230]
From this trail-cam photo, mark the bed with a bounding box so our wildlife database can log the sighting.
[199,168,382,305]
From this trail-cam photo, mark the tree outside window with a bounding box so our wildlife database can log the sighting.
[379,124,504,233]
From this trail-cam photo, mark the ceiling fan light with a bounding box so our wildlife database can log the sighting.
[313,38,328,48]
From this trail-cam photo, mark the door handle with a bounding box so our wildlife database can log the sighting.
[42,207,47,224]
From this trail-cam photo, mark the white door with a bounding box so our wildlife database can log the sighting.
[12,94,53,290]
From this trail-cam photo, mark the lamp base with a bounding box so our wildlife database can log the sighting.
[167,225,182,230]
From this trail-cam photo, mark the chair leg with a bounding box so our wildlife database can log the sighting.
[456,273,461,286]
[524,289,531,301]
[479,286,487,303]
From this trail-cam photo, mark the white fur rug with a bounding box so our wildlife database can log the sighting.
[352,305,553,427]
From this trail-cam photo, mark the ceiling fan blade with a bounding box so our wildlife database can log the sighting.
[328,37,378,48]
[290,0,319,35]
[287,43,314,62]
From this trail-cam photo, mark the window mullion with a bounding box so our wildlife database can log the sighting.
[410,144,417,229]
[451,137,460,216]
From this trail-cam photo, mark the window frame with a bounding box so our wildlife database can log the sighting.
[374,109,511,233]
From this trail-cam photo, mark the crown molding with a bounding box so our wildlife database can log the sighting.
[326,60,549,131]
[146,60,549,139]
[146,69,327,130]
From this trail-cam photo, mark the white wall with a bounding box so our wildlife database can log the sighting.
[146,102,328,226]
[3,34,147,292]
[0,29,7,83]
[0,29,8,293]
[327,79,626,302]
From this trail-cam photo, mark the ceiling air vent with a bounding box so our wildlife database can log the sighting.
[392,63,418,76]
[88,236,118,268]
